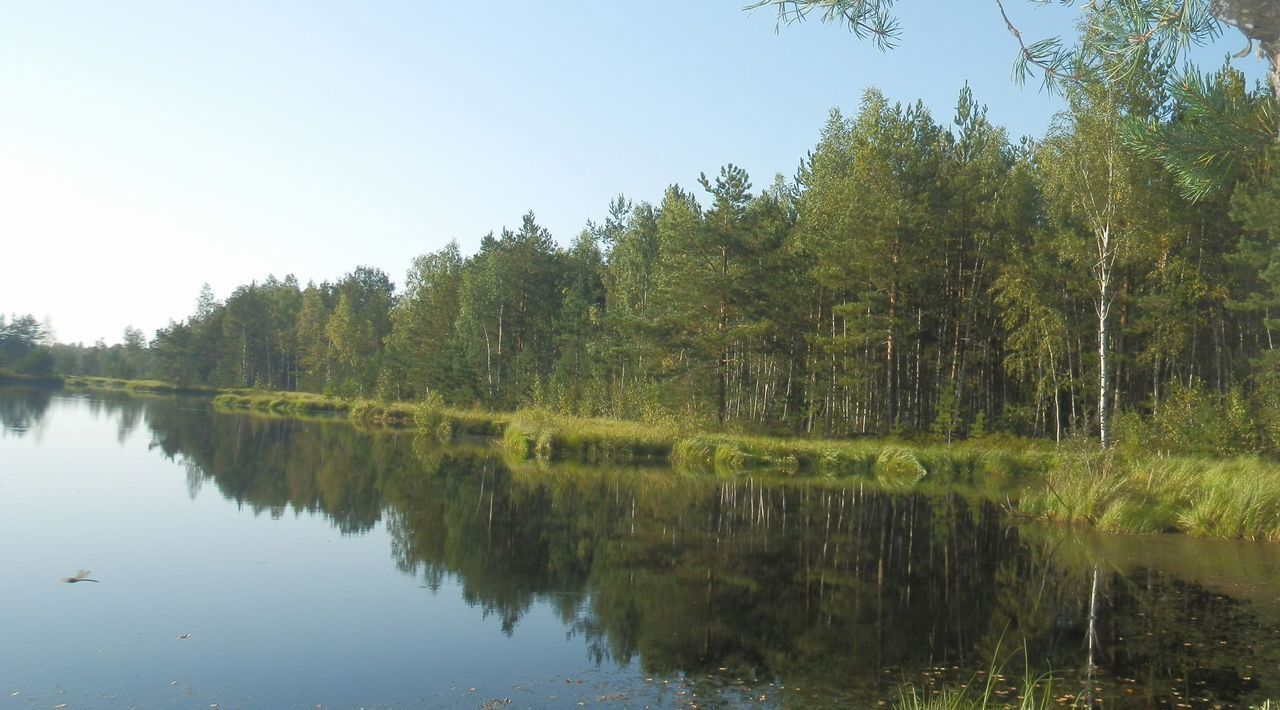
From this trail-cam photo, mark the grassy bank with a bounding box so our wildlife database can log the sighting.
[500,408,1280,541]
[214,390,352,416]
[213,389,505,436]
[62,375,220,396]
[24,375,1280,541]
[1019,444,1280,541]
[499,408,1048,496]
[501,409,677,462]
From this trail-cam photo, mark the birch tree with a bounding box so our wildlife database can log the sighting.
[1039,80,1149,447]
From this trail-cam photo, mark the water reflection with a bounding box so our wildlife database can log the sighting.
[10,387,1280,706]
[0,386,52,437]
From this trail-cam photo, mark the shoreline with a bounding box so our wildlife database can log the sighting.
[7,376,1280,542]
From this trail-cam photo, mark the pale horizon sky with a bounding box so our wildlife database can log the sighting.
[0,1,1265,345]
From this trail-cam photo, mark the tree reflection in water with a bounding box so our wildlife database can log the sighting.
[0,386,52,437]
[22,389,1280,707]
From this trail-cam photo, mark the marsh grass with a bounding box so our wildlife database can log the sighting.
[413,393,505,441]
[62,375,217,395]
[496,411,1046,498]
[671,433,1046,495]
[214,390,351,416]
[348,399,417,428]
[212,389,506,435]
[1020,442,1280,540]
[502,408,677,463]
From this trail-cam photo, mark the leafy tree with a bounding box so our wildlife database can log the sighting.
[0,314,55,376]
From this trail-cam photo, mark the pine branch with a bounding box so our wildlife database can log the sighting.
[743,0,902,50]
[1124,66,1276,200]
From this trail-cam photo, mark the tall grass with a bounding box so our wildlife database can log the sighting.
[1020,442,1280,540]
[502,408,677,463]
[413,392,505,440]
[894,645,1055,710]
[348,399,416,428]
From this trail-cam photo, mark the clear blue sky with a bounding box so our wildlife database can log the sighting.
[0,1,1264,345]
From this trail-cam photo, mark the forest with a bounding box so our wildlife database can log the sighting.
[6,67,1279,455]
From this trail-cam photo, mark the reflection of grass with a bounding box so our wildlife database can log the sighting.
[1019,442,1280,540]
[672,434,1046,492]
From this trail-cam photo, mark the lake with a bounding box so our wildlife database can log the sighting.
[3,387,1280,708]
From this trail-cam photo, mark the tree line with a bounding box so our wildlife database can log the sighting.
[29,75,1280,446]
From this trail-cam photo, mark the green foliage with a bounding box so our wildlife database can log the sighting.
[1115,381,1268,456]
[0,314,56,376]
[1125,65,1276,201]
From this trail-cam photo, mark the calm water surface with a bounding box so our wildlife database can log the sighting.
[3,387,1280,708]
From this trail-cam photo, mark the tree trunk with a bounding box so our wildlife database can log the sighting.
[885,233,901,431]
[1098,256,1112,450]
[718,244,729,426]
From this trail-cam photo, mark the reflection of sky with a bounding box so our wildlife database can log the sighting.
[0,394,637,708]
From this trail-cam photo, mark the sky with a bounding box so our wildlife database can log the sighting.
[0,1,1266,345]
